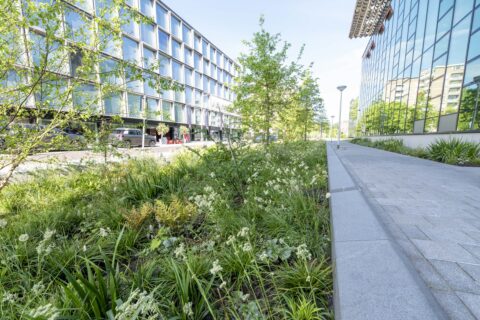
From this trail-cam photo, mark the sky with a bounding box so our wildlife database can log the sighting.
[162,0,368,121]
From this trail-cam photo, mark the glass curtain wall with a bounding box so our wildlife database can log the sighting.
[358,0,480,135]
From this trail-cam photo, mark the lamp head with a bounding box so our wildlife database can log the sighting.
[337,85,347,92]
[474,76,480,85]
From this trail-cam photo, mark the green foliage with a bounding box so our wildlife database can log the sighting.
[426,139,480,165]
[0,142,332,319]
[351,137,480,166]
[234,17,324,143]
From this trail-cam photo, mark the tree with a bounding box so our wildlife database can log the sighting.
[234,17,301,145]
[0,0,177,190]
[156,123,170,143]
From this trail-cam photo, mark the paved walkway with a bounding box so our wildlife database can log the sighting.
[335,142,480,319]
[0,141,214,180]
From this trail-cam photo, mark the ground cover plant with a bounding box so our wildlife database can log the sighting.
[0,141,332,319]
[350,137,480,166]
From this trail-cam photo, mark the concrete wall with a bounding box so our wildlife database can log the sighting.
[366,132,480,149]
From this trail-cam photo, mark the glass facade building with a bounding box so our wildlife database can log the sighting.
[355,0,480,136]
[19,0,240,137]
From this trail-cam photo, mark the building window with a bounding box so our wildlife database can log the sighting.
[122,37,140,65]
[195,72,202,88]
[172,39,182,60]
[171,15,181,39]
[184,67,193,86]
[159,54,171,77]
[174,103,184,122]
[141,23,155,48]
[156,4,168,30]
[65,8,92,46]
[182,25,192,46]
[202,39,208,57]
[143,47,156,69]
[194,34,201,51]
[127,93,142,117]
[100,57,123,85]
[140,0,153,18]
[125,66,143,94]
[146,98,159,119]
[172,61,182,82]
[120,8,139,38]
[184,48,193,66]
[158,30,169,53]
[73,83,98,109]
[103,92,122,115]
[162,101,172,121]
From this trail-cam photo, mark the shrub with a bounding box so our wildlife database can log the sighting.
[426,138,480,165]
[0,142,332,318]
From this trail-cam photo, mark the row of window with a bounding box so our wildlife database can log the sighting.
[23,0,239,122]
[104,92,235,127]
[359,0,480,135]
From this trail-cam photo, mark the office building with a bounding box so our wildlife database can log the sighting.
[8,0,240,141]
[351,0,480,136]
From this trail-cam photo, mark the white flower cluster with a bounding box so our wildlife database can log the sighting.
[182,302,193,317]
[237,227,249,238]
[210,259,223,276]
[296,244,312,261]
[174,243,186,259]
[115,289,160,320]
[18,234,29,242]
[190,186,219,214]
[0,219,7,229]
[1,292,17,304]
[36,229,56,256]
[99,227,110,238]
[28,303,60,320]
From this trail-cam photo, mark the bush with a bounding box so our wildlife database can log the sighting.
[426,139,480,165]
[0,141,332,319]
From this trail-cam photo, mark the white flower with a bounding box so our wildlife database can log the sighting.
[219,281,227,289]
[183,302,193,317]
[32,282,45,295]
[306,276,311,283]
[258,251,269,262]
[296,244,312,261]
[242,243,252,252]
[115,289,160,320]
[226,235,236,246]
[28,303,60,320]
[43,229,56,241]
[0,219,7,229]
[99,228,109,237]
[82,245,87,252]
[210,259,223,276]
[1,292,17,304]
[174,243,186,259]
[325,192,331,199]
[18,234,29,242]
[210,172,216,178]
[237,227,249,238]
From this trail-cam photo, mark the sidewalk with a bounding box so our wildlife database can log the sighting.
[0,141,215,179]
[330,141,480,319]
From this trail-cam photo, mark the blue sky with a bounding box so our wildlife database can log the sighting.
[163,0,368,120]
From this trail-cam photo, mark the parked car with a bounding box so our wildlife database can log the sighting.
[0,124,86,151]
[109,128,157,147]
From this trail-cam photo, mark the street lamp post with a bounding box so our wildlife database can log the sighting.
[471,76,480,130]
[336,85,347,149]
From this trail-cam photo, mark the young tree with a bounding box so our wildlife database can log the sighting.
[0,0,177,190]
[234,17,300,145]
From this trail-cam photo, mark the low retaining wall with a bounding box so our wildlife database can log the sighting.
[365,132,480,149]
